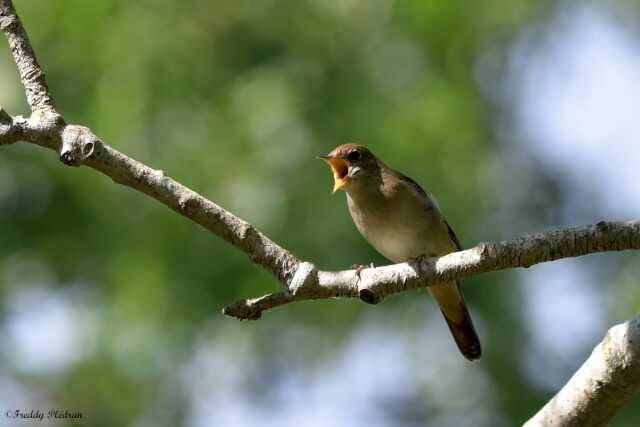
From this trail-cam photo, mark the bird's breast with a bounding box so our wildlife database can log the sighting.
[365,224,422,263]
[346,193,445,263]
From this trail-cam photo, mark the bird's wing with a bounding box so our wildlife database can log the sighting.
[445,220,463,251]
[398,173,440,212]
[396,173,440,211]
[397,172,463,250]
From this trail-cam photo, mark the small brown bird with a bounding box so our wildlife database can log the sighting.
[319,143,481,360]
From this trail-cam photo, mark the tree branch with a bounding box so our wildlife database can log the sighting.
[0,0,299,290]
[2,2,640,423]
[525,314,640,427]
[223,220,640,318]
[0,108,301,287]
[0,0,54,113]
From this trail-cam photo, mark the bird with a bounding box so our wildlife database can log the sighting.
[319,143,481,360]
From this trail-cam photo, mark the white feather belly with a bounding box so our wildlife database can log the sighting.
[346,191,451,263]
[364,223,426,263]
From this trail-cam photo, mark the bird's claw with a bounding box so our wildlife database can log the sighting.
[350,263,375,286]
[409,255,427,264]
[350,262,375,275]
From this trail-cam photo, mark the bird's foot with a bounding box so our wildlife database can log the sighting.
[409,255,428,265]
[350,262,375,275]
[350,262,375,283]
[350,263,377,304]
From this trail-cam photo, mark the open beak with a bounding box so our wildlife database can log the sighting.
[318,155,349,193]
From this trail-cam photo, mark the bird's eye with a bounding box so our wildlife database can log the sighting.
[347,150,361,162]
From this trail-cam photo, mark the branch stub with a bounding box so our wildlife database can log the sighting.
[60,125,97,166]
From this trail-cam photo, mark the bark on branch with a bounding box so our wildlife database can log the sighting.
[525,314,640,427]
[0,0,54,112]
[223,220,640,318]
[1,0,640,424]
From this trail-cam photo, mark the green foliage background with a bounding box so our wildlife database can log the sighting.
[1,0,639,426]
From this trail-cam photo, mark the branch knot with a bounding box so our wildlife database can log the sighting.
[60,125,97,166]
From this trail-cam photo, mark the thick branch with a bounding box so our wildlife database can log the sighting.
[525,314,640,427]
[223,221,640,318]
[0,0,54,112]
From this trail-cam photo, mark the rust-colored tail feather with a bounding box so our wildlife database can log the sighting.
[442,302,482,361]
[428,281,482,360]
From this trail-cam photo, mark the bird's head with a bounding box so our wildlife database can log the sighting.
[318,144,378,193]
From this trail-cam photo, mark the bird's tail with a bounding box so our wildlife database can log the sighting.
[428,281,482,361]
[442,303,482,361]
